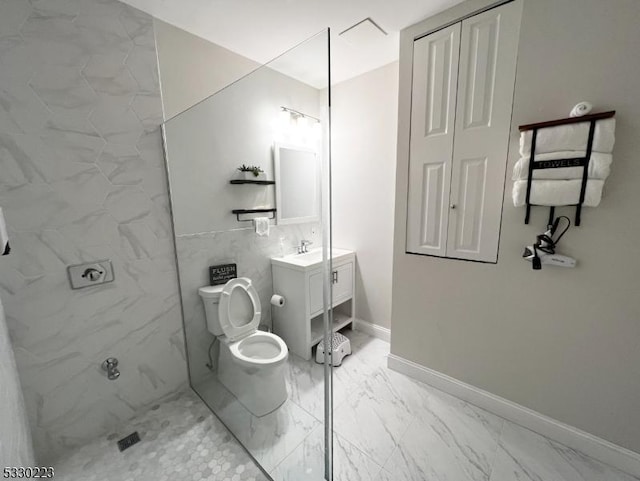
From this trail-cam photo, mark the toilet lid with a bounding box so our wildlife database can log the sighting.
[218,278,261,341]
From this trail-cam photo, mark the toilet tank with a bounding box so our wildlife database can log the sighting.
[198,285,224,336]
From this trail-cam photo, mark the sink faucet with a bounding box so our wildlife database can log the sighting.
[298,240,313,254]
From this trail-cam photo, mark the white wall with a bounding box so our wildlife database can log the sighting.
[392,0,640,454]
[154,20,259,120]
[0,1,187,462]
[155,22,325,385]
[332,62,398,329]
[156,11,399,332]
[164,67,320,235]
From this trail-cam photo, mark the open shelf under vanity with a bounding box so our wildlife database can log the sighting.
[310,302,354,346]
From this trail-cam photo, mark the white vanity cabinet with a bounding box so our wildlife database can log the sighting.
[271,249,355,360]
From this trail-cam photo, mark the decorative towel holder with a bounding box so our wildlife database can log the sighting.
[518,110,616,226]
[232,208,276,222]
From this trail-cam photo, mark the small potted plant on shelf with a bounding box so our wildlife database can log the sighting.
[237,164,265,180]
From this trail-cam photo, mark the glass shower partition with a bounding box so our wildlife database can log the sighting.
[162,30,333,480]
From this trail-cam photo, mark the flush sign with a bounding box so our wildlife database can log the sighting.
[209,263,237,286]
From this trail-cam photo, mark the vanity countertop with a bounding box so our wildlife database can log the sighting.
[270,248,354,272]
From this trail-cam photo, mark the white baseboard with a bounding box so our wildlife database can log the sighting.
[353,319,391,342]
[387,354,640,478]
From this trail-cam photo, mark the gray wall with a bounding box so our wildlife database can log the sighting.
[391,0,640,453]
[0,0,186,462]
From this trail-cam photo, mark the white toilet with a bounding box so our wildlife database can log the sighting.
[198,278,288,417]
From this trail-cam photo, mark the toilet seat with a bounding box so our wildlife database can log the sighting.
[218,278,261,342]
[228,331,288,368]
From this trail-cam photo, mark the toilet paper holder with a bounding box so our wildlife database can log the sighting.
[271,294,286,307]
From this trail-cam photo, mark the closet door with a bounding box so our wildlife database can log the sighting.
[406,23,461,256]
[446,1,522,262]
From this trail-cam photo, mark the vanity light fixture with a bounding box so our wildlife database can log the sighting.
[280,106,320,124]
[277,107,321,145]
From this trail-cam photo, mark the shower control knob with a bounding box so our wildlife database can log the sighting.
[68,260,114,289]
[102,357,120,380]
[82,268,104,282]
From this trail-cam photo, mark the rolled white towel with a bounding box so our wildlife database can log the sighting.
[570,102,593,118]
[512,179,604,207]
[512,151,612,181]
[520,118,615,156]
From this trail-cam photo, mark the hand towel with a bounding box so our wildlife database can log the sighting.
[512,151,612,181]
[512,179,604,207]
[253,217,269,237]
[0,208,9,256]
[520,118,615,156]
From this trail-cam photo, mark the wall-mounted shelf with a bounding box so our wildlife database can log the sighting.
[231,208,276,222]
[518,110,615,132]
[229,179,275,185]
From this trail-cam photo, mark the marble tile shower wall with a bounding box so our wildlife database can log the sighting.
[0,0,187,462]
[176,223,320,386]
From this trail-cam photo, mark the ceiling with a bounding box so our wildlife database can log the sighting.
[120,0,464,86]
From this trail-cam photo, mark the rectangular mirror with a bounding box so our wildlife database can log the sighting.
[274,142,320,225]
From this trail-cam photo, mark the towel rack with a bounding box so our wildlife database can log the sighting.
[231,208,276,222]
[518,110,615,226]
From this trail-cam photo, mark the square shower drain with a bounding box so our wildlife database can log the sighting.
[117,431,141,452]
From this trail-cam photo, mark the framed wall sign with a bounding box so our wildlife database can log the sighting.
[209,263,237,286]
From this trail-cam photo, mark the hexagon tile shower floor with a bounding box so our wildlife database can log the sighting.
[53,390,268,481]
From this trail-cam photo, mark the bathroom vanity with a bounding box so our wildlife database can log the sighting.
[271,248,355,360]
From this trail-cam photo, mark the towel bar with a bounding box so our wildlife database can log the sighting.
[231,208,276,222]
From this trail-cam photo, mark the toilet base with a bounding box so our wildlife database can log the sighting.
[217,342,288,417]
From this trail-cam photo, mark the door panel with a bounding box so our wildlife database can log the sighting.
[447,1,522,262]
[309,271,322,315]
[463,15,498,129]
[420,162,446,248]
[451,157,487,253]
[406,23,461,255]
[332,263,353,302]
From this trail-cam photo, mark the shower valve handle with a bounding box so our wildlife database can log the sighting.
[82,268,104,282]
[102,357,120,380]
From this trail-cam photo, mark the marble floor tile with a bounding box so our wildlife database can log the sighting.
[331,328,390,397]
[374,468,396,481]
[270,425,383,481]
[337,330,638,481]
[489,422,640,481]
[53,389,268,481]
[383,388,504,481]
[195,373,320,474]
[284,351,353,421]
[332,369,415,465]
[222,398,320,473]
[50,329,640,481]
